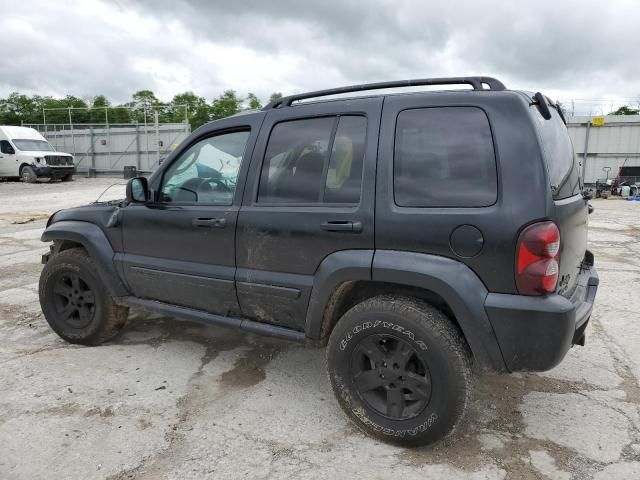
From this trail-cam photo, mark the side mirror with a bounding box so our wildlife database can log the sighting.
[126,177,149,203]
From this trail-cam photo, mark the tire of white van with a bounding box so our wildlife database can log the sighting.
[20,165,37,183]
[326,295,473,447]
[39,248,129,345]
[61,174,73,182]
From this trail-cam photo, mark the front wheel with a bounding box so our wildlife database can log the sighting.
[39,248,129,345]
[61,174,73,182]
[20,165,37,183]
[326,295,473,447]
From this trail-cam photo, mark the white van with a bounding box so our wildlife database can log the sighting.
[0,126,75,182]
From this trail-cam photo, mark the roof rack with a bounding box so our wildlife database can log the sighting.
[264,76,506,109]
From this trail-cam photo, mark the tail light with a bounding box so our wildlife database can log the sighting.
[516,221,560,295]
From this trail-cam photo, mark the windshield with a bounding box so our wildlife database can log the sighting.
[12,139,55,152]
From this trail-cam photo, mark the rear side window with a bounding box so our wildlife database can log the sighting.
[532,107,581,199]
[394,107,497,207]
[258,116,366,204]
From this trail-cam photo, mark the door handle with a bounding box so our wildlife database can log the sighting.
[192,217,227,228]
[320,221,363,233]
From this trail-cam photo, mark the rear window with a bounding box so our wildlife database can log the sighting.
[532,107,581,199]
[394,107,497,207]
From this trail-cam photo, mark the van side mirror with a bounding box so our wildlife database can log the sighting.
[126,177,149,203]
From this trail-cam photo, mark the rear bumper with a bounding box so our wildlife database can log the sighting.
[484,261,599,372]
[34,165,75,178]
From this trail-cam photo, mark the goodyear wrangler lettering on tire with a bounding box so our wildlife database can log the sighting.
[352,408,439,437]
[339,320,428,352]
[326,295,473,447]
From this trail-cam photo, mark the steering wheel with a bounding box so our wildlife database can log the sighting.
[207,178,232,193]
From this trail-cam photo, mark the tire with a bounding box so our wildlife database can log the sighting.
[20,165,37,183]
[326,295,472,447]
[39,248,129,345]
[61,174,73,182]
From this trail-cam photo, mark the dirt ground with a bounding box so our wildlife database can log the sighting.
[0,177,639,480]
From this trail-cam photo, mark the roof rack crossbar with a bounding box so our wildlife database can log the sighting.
[264,76,506,109]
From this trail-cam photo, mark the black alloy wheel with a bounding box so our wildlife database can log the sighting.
[39,248,129,345]
[51,271,96,329]
[351,333,431,420]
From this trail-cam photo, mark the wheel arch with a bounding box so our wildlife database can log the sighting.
[306,250,507,372]
[42,221,128,298]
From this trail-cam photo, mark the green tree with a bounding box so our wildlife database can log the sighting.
[88,95,110,123]
[246,92,262,110]
[40,95,90,124]
[128,90,162,123]
[169,91,210,129]
[210,90,242,120]
[269,92,283,103]
[110,105,134,124]
[0,93,43,125]
[609,105,640,115]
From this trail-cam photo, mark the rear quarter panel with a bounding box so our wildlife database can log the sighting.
[376,91,551,294]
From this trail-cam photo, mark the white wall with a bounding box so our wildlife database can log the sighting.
[567,115,640,183]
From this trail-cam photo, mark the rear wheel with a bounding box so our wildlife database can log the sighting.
[326,295,472,447]
[20,165,37,183]
[61,174,73,182]
[39,248,129,345]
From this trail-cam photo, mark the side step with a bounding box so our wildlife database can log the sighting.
[120,296,307,342]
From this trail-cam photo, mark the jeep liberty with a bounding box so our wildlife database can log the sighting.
[39,77,598,446]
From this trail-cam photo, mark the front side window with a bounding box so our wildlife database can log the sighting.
[0,140,15,154]
[394,107,497,207]
[160,130,250,204]
[258,116,366,204]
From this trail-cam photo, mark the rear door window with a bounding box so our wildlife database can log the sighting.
[394,107,497,207]
[258,116,366,204]
[532,107,581,199]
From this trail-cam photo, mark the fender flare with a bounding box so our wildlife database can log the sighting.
[41,220,128,297]
[372,250,506,371]
[305,250,374,339]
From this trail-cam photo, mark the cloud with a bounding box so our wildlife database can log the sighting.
[1,0,638,113]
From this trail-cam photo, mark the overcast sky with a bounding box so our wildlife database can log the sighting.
[1,0,638,114]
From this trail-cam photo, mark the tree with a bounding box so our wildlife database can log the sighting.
[128,90,162,123]
[88,95,110,124]
[609,105,639,115]
[169,91,210,129]
[210,90,242,120]
[246,92,262,110]
[0,93,44,125]
[0,88,291,128]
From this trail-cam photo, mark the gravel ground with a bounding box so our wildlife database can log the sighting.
[0,177,639,480]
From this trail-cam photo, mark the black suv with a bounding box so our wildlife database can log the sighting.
[38,77,598,446]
